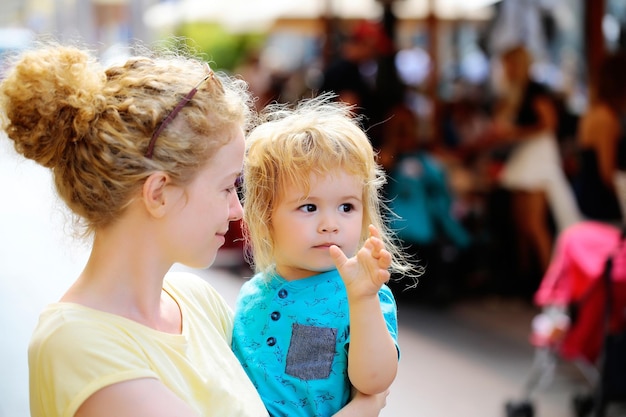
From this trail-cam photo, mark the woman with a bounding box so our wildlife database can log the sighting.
[488,45,580,275]
[574,51,626,223]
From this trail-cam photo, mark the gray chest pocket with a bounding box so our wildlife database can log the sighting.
[285,323,338,380]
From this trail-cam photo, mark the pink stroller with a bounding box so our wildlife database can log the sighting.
[506,221,626,417]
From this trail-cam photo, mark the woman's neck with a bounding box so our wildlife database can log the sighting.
[61,221,178,332]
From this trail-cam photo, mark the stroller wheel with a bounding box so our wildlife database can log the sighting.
[572,393,594,417]
[505,400,534,417]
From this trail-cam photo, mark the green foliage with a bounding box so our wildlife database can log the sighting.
[173,22,266,72]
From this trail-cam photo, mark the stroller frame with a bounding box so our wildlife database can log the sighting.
[593,252,626,416]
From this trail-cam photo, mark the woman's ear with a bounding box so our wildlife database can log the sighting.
[142,172,172,218]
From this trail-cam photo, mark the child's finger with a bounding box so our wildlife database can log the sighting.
[371,236,384,253]
[368,224,381,239]
[329,245,348,269]
[379,249,392,269]
[378,270,391,284]
[364,236,385,259]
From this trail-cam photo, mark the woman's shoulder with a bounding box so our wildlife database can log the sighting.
[29,303,160,379]
[31,303,139,340]
[587,103,619,123]
[578,103,620,145]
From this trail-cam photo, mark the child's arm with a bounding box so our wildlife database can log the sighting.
[330,225,398,395]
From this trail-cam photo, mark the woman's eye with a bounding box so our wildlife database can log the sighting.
[339,203,354,213]
[226,175,243,195]
[298,204,317,213]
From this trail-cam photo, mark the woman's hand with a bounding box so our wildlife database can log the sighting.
[332,389,390,417]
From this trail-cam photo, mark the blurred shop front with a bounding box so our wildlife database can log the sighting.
[1,1,625,107]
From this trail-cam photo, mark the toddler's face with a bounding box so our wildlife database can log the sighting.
[270,170,364,280]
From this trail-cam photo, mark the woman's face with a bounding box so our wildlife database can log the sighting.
[503,52,529,84]
[166,126,245,269]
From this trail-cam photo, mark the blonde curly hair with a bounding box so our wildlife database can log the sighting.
[0,42,253,235]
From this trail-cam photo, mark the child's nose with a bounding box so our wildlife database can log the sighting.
[319,218,339,233]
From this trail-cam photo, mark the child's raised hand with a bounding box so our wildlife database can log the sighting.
[330,225,392,299]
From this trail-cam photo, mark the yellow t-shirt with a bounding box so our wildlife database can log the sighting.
[28,271,268,417]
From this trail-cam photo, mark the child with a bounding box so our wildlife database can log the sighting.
[232,94,415,416]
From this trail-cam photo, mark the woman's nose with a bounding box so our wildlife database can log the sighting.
[229,194,243,222]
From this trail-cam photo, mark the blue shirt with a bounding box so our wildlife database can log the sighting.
[232,269,399,417]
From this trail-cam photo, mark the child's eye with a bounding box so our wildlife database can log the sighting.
[298,204,317,213]
[339,203,354,213]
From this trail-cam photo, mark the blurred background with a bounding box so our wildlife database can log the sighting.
[2,0,626,416]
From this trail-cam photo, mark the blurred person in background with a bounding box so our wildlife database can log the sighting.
[482,44,581,292]
[319,20,402,150]
[380,103,471,305]
[573,51,626,224]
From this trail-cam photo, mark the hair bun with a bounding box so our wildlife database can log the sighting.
[0,45,106,168]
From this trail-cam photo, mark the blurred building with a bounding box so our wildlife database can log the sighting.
[0,0,625,131]
[0,0,158,60]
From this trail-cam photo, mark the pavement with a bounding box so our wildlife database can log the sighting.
[0,137,620,417]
